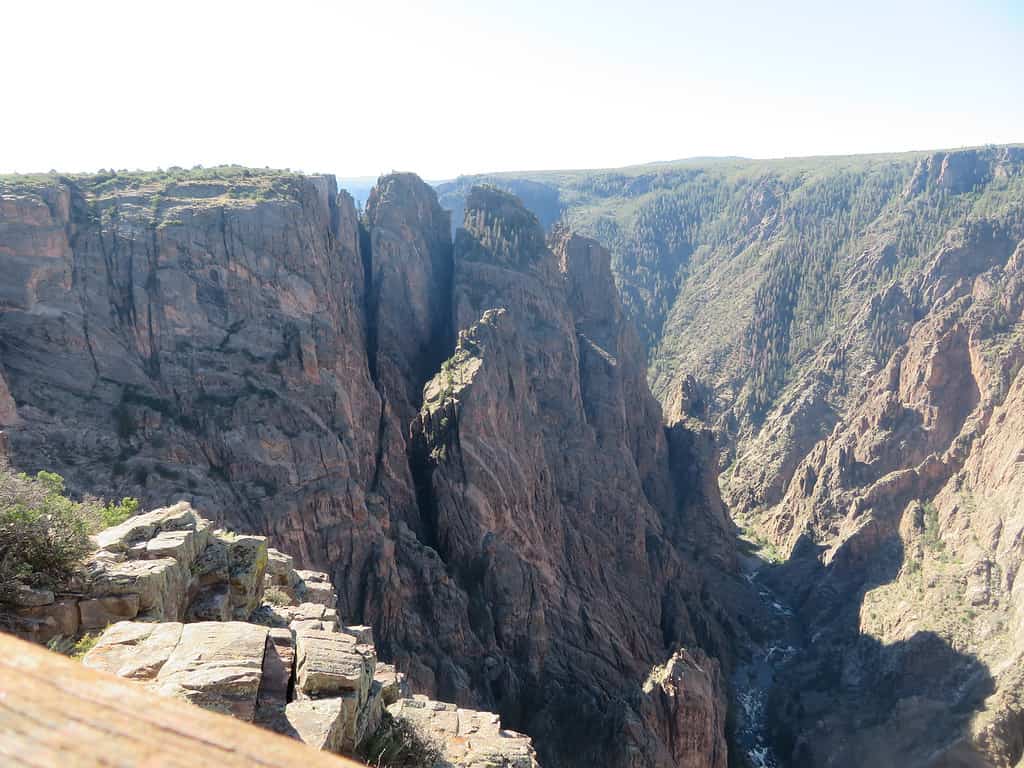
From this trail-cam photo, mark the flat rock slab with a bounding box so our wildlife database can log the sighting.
[389,696,538,768]
[83,621,184,680]
[295,630,371,699]
[93,501,199,552]
[154,621,269,721]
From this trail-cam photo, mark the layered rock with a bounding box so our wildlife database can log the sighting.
[0,501,269,642]
[389,696,537,768]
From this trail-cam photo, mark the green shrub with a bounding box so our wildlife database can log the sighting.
[47,631,101,659]
[922,502,944,551]
[0,460,139,600]
[263,586,292,607]
[358,713,443,768]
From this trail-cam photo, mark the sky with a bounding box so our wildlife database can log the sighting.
[3,0,1022,180]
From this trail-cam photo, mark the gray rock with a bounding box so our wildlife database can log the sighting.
[78,594,141,629]
[154,621,269,721]
[295,629,372,699]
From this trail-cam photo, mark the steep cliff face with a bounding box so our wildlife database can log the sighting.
[0,171,410,643]
[410,188,746,767]
[0,170,743,768]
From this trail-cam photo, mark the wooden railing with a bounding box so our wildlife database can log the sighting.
[0,632,364,767]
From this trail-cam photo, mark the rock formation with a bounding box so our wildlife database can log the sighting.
[0,169,742,768]
[57,503,537,766]
[410,188,750,766]
[435,146,1024,766]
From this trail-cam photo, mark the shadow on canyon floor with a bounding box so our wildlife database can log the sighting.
[743,533,996,768]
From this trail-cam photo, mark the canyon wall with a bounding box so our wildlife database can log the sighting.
[0,169,748,767]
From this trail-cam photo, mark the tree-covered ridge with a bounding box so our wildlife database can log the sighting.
[436,145,1024,424]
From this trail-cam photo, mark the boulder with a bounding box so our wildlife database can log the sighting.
[266,548,295,586]
[283,697,354,752]
[294,570,337,608]
[294,630,372,699]
[374,663,410,705]
[144,527,206,569]
[154,621,268,721]
[225,534,268,619]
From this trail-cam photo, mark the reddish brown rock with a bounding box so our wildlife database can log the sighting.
[0,172,740,768]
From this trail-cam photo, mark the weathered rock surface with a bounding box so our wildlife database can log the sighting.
[389,695,538,768]
[153,621,269,720]
[295,629,373,698]
[84,619,184,679]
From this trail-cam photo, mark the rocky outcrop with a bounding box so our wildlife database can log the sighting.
[79,505,537,767]
[389,696,537,768]
[0,170,741,768]
[630,649,727,768]
[0,501,269,642]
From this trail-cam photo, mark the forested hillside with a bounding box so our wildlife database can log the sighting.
[437,146,1024,515]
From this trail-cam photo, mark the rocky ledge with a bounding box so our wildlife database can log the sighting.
[4,502,537,767]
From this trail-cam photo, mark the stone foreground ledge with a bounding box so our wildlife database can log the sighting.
[71,503,538,767]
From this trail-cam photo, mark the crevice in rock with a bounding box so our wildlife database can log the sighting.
[358,219,378,383]
[407,415,443,555]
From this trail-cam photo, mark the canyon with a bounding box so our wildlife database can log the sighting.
[2,145,1024,767]
[0,168,751,767]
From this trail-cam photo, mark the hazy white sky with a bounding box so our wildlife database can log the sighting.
[3,0,1021,179]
